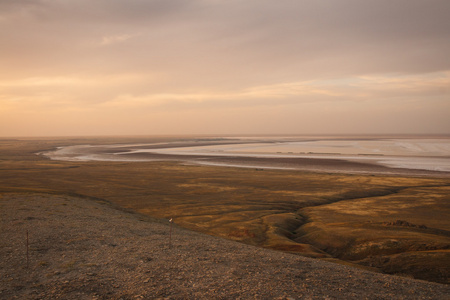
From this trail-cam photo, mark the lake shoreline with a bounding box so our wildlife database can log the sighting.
[43,137,450,178]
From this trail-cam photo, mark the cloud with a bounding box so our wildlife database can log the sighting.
[1,1,449,136]
[98,34,139,46]
[1,1,449,87]
[89,71,450,113]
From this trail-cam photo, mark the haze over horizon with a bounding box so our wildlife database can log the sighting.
[1,1,449,137]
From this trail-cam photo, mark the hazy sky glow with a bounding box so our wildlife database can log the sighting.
[1,0,449,136]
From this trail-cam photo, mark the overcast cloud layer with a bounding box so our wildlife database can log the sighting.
[1,0,449,136]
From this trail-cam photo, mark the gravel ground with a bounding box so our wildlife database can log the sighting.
[1,193,449,299]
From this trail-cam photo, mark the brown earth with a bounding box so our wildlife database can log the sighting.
[1,136,449,288]
[1,192,449,299]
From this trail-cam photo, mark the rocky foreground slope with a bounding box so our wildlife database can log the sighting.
[1,193,449,299]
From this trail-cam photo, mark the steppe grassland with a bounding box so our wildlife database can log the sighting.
[0,137,449,283]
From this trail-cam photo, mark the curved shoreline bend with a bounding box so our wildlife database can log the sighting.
[42,138,450,177]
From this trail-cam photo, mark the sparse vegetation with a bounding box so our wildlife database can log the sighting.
[0,137,449,284]
[3,193,448,299]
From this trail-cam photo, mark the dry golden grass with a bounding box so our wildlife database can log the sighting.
[1,136,449,283]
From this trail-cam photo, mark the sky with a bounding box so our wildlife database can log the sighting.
[1,0,449,137]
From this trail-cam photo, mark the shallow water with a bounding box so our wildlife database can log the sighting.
[43,137,450,173]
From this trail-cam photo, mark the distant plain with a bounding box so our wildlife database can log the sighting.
[1,136,449,284]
